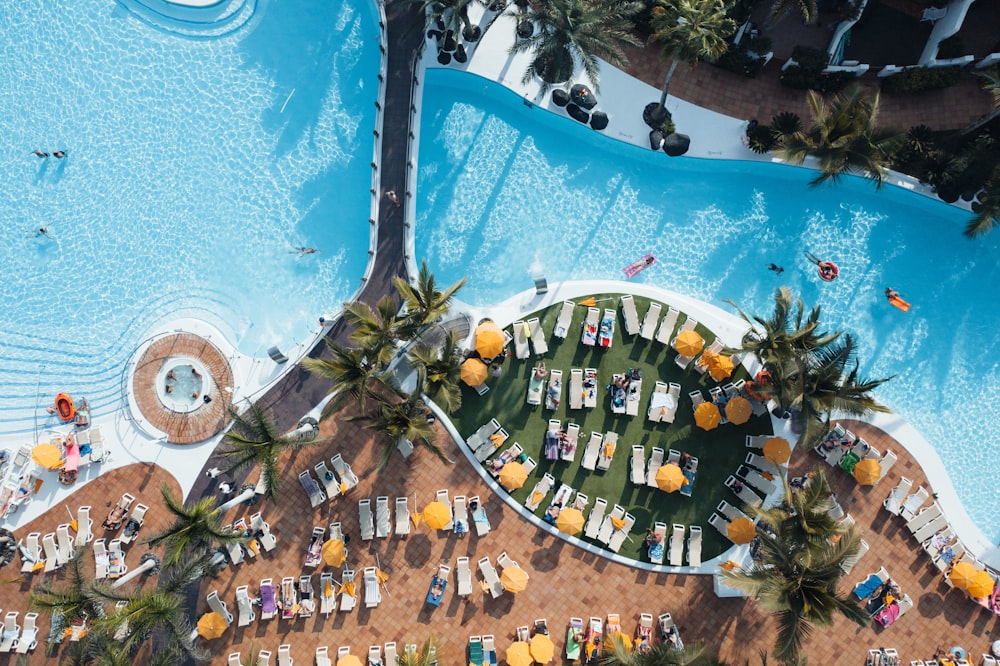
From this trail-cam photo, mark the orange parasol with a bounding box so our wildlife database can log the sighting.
[763,437,792,465]
[530,633,555,663]
[505,641,532,666]
[322,538,346,567]
[498,462,528,490]
[852,458,881,485]
[603,632,633,653]
[196,612,227,640]
[32,443,63,470]
[673,330,704,357]
[967,570,995,598]
[554,508,585,535]
[655,464,685,493]
[422,501,451,530]
[460,358,489,386]
[727,517,756,544]
[708,354,735,381]
[337,655,363,666]
[949,561,977,589]
[500,566,528,593]
[474,322,505,358]
[694,402,721,430]
[725,396,752,425]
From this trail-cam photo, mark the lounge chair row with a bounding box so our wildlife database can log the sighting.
[230,642,406,666]
[223,512,277,566]
[814,424,897,485]
[511,318,547,359]
[475,551,528,599]
[300,453,359,508]
[0,611,39,654]
[647,522,702,567]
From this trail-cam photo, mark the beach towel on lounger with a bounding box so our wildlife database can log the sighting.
[874,601,900,627]
[854,574,882,600]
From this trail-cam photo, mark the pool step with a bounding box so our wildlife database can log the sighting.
[114,0,259,40]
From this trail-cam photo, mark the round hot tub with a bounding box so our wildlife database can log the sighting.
[155,357,213,414]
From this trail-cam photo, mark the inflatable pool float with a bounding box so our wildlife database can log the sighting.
[623,253,656,278]
[54,393,76,422]
[817,261,839,281]
[888,295,911,312]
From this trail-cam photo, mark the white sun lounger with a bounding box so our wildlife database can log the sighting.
[883,477,912,515]
[0,612,19,653]
[75,506,93,547]
[453,495,469,535]
[314,647,330,666]
[376,496,391,538]
[906,501,943,535]
[554,300,575,338]
[584,498,607,540]
[15,612,37,654]
[668,524,685,566]
[331,454,359,491]
[545,369,563,410]
[457,556,473,597]
[645,447,664,487]
[42,533,59,572]
[912,512,949,543]
[359,499,375,541]
[513,320,530,359]
[581,367,597,408]
[708,513,730,539]
[120,503,147,545]
[745,452,782,478]
[597,504,625,544]
[625,377,642,416]
[630,446,646,485]
[207,590,233,627]
[299,470,327,507]
[56,523,74,566]
[525,473,555,511]
[320,573,336,615]
[395,496,411,536]
[647,381,667,422]
[648,522,667,564]
[475,427,509,462]
[528,317,548,355]
[250,512,277,552]
[314,461,341,500]
[581,431,603,471]
[899,487,930,521]
[256,651,272,666]
[581,308,599,347]
[597,432,617,471]
[694,340,724,374]
[608,512,635,553]
[569,368,584,410]
[236,585,255,627]
[340,570,357,612]
[655,307,680,344]
[841,538,868,574]
[478,556,504,598]
[471,495,490,536]
[639,302,661,339]
[467,418,501,452]
[277,644,292,666]
[560,423,580,462]
[20,532,43,573]
[687,525,702,566]
[363,567,381,608]
[874,450,897,485]
[725,475,763,508]
[92,539,109,579]
[620,295,640,336]
[367,645,383,666]
[736,465,776,497]
[383,643,398,666]
[718,500,751,523]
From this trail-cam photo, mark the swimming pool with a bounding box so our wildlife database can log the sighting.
[414,68,1000,540]
[0,0,380,433]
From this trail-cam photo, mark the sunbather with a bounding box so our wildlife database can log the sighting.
[533,362,547,380]
[543,503,562,525]
[489,449,521,472]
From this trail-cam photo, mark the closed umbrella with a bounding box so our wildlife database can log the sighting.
[762,437,792,465]
[500,566,528,592]
[694,402,721,430]
[967,570,995,598]
[949,561,977,589]
[506,641,532,666]
[322,538,345,567]
[460,358,489,386]
[422,501,451,530]
[32,443,63,470]
[530,634,555,663]
[337,655,363,666]
[673,330,703,357]
[727,517,756,545]
[498,462,527,490]
[196,612,227,640]
[708,354,735,381]
[852,458,881,485]
[725,396,752,425]
[474,322,504,358]
[655,464,685,493]
[554,508,585,535]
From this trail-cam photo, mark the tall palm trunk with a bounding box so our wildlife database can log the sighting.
[658,59,679,111]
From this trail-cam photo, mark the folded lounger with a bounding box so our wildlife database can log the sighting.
[620,295,640,336]
[553,300,575,338]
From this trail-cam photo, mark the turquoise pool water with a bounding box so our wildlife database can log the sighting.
[415,68,1000,540]
[0,0,379,432]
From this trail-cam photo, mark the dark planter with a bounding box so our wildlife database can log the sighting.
[442,31,457,52]
[662,133,690,157]
[590,111,609,131]
[463,25,481,42]
[570,84,597,110]
[453,44,467,63]
[566,103,589,124]
[437,50,452,65]
[642,101,670,129]
[649,130,665,150]
[551,89,570,107]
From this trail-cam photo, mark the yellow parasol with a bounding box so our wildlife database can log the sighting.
[376,569,389,586]
[579,297,597,307]
[694,402,721,430]
[762,437,792,464]
[852,458,882,486]
[460,358,489,386]
[341,580,356,597]
[530,633,555,663]
[196,612,227,640]
[967,570,995,598]
[422,501,451,530]
[603,632,632,653]
[554,507,585,535]
[337,655,363,666]
[655,464,685,493]
[505,641,532,666]
[322,538,346,567]
[727,517,756,545]
[474,322,505,358]
[411,511,422,528]
[500,566,529,593]
[498,462,528,490]
[708,354,735,381]
[949,561,977,589]
[725,396,752,425]
[32,443,63,470]
[673,330,704,357]
[32,561,45,572]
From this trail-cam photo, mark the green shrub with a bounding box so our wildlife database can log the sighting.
[881,66,962,94]
[770,111,802,138]
[747,123,775,153]
[716,48,767,78]
[780,46,828,89]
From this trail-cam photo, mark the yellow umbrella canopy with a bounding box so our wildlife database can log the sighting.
[603,632,633,653]
[727,517,756,545]
[725,396,752,425]
[460,358,489,386]
[708,354,735,381]
[474,322,505,358]
[505,641,532,666]
[762,437,792,465]
[949,561,978,589]
[655,464,685,493]
[322,538,346,567]
[967,570,995,598]
[554,507,585,535]
[196,612,227,640]
[500,566,529,593]
[852,458,882,485]
[32,443,63,470]
[530,633,555,663]
[337,655,363,666]
[498,462,528,490]
[673,330,704,357]
[694,402,721,431]
[422,501,451,530]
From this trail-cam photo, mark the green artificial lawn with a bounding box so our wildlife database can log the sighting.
[452,293,774,564]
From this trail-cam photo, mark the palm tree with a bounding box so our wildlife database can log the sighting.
[303,339,400,419]
[763,0,816,28]
[215,401,322,499]
[344,296,407,367]
[351,379,451,471]
[144,484,245,566]
[398,636,439,666]
[416,0,483,43]
[393,260,467,333]
[599,632,704,665]
[649,0,737,120]
[407,329,464,413]
[776,84,904,188]
[960,66,1000,136]
[29,550,105,655]
[509,0,642,92]
[965,164,1000,237]
[722,470,869,663]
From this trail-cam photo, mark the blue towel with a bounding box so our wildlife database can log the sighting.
[854,574,882,600]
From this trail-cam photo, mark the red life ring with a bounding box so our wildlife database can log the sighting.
[817,261,839,282]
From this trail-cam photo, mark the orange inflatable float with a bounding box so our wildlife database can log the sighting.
[54,393,76,422]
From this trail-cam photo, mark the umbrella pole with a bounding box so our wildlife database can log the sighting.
[375,553,390,597]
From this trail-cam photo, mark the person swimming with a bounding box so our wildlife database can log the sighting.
[767,263,784,274]
[292,246,318,257]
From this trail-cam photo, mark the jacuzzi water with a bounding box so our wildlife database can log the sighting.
[414,68,1000,541]
[162,364,204,409]
[0,0,380,433]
